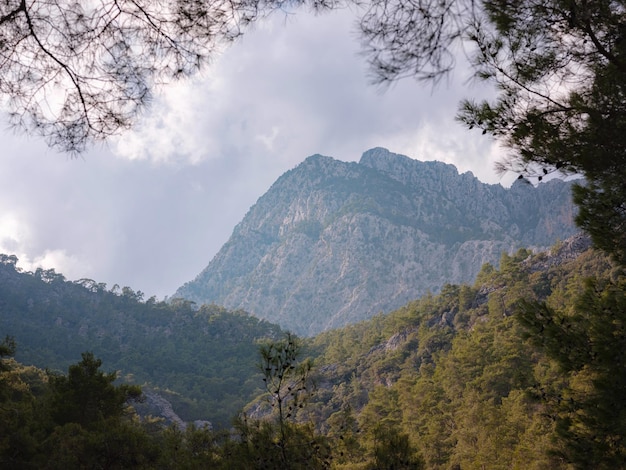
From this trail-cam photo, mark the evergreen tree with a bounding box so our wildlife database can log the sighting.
[518,274,626,468]
[47,352,142,429]
[234,333,331,469]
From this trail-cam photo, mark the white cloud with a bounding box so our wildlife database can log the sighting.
[406,120,513,186]
[0,209,90,280]
[17,249,86,278]
[0,212,29,254]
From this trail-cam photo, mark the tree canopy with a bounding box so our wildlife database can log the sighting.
[0,0,337,153]
[356,0,626,265]
[1,239,623,468]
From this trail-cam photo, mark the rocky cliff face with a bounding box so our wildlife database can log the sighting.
[174,148,578,336]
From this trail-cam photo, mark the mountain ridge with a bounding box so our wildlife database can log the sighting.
[175,148,577,335]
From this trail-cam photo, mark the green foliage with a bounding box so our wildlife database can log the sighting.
[0,345,331,468]
[37,420,160,470]
[574,179,626,266]
[0,259,285,427]
[518,274,626,468]
[371,424,423,470]
[0,335,16,364]
[2,238,623,468]
[0,342,43,467]
[302,239,617,468]
[47,352,141,429]
[0,351,158,468]
[232,417,331,470]
[227,334,332,469]
[259,333,312,430]
[326,407,363,468]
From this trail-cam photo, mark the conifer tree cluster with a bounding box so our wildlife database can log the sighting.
[3,242,623,468]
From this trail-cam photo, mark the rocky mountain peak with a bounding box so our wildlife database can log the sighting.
[174,148,578,336]
[360,147,458,178]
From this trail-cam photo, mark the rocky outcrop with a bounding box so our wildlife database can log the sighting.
[174,148,578,336]
[524,232,593,273]
[141,390,187,429]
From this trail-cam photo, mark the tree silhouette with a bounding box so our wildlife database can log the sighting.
[0,0,331,152]
[352,0,626,265]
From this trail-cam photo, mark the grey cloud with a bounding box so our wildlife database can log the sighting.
[0,8,504,299]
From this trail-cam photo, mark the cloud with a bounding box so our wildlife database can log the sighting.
[0,212,28,254]
[114,9,491,167]
[0,7,510,300]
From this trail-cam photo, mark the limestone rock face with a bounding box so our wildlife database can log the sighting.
[174,148,578,336]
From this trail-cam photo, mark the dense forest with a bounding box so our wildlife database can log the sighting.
[0,254,285,428]
[2,233,624,468]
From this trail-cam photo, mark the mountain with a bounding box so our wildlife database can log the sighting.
[174,147,578,336]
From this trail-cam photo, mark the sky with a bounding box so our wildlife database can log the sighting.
[0,7,513,300]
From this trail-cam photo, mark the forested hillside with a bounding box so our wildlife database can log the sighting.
[3,234,624,468]
[0,254,285,428]
[1,0,624,465]
[301,233,617,468]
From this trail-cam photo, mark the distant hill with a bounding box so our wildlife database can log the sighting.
[295,233,612,468]
[0,255,285,428]
[174,147,578,336]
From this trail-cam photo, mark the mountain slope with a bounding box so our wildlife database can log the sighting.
[0,255,285,428]
[175,148,577,335]
[300,234,610,468]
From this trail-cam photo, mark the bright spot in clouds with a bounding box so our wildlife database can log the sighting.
[0,213,26,252]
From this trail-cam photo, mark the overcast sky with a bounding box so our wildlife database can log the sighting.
[0,8,514,300]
